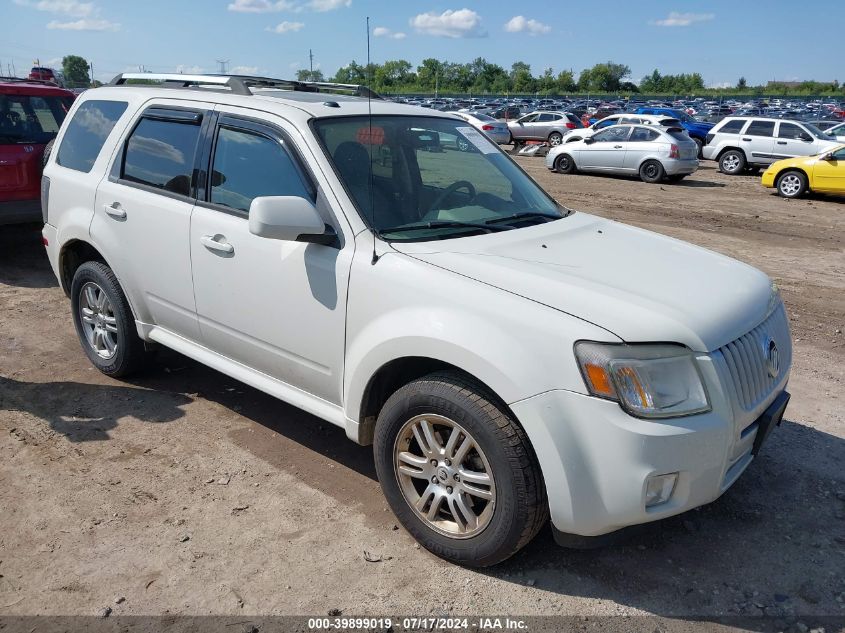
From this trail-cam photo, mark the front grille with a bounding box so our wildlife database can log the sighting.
[711,302,792,412]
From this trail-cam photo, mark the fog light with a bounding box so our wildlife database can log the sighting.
[645,473,678,508]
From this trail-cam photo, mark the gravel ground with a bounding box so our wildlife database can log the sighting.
[0,159,843,632]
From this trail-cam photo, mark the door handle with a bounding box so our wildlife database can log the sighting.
[776,141,787,145]
[613,145,623,149]
[103,202,126,219]
[742,137,752,142]
[200,234,234,254]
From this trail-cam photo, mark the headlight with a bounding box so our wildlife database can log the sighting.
[574,342,711,419]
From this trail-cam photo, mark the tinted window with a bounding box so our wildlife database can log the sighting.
[210,126,311,213]
[536,113,555,122]
[746,120,775,137]
[57,100,127,172]
[717,119,746,134]
[630,128,660,142]
[778,123,810,140]
[122,118,201,196]
[832,148,845,160]
[592,126,631,142]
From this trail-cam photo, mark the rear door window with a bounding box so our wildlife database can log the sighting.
[121,117,201,196]
[57,100,127,172]
[745,120,775,137]
[0,93,73,145]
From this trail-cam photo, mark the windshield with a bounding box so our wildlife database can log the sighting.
[313,115,566,241]
[668,109,694,123]
[0,94,72,144]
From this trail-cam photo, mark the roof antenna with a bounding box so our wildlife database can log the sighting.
[366,16,378,265]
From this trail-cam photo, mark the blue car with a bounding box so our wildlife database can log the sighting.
[633,107,714,156]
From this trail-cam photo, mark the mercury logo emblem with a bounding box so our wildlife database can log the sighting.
[23,145,34,153]
[765,338,780,378]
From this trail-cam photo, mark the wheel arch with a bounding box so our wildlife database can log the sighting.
[354,356,511,446]
[774,166,809,185]
[58,239,108,296]
[716,145,746,161]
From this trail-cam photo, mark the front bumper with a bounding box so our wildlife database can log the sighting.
[510,367,789,538]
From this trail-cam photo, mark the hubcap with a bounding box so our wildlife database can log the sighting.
[723,154,740,172]
[79,282,118,359]
[780,174,801,196]
[394,414,496,539]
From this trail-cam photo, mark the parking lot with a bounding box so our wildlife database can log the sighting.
[0,159,843,627]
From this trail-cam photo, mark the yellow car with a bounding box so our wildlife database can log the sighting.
[762,145,845,198]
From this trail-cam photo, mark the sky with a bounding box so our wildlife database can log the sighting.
[1,0,837,88]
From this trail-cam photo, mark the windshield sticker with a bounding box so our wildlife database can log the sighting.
[456,126,498,154]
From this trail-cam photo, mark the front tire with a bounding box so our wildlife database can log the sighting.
[70,261,149,377]
[373,372,547,567]
[554,153,577,174]
[776,170,807,198]
[719,149,746,175]
[639,159,665,183]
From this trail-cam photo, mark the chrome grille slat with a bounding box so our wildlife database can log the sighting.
[711,302,792,412]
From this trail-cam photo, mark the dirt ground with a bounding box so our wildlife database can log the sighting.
[1,160,844,630]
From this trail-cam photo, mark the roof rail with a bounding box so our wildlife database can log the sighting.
[107,73,381,99]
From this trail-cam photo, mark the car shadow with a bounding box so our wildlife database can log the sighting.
[0,374,191,441]
[673,179,726,188]
[0,223,59,289]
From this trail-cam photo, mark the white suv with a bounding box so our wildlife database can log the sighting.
[702,116,839,174]
[41,74,793,566]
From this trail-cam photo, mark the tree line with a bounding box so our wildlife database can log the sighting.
[297,58,844,97]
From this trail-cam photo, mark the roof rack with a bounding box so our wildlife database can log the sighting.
[108,73,381,99]
[0,76,61,86]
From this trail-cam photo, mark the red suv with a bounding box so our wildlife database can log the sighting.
[1,80,75,224]
[28,67,59,84]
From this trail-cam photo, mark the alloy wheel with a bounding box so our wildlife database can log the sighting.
[778,174,802,197]
[393,414,496,539]
[79,282,119,359]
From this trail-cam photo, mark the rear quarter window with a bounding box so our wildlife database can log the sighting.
[57,100,128,173]
[716,119,746,134]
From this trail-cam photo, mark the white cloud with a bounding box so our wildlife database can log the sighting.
[14,0,94,15]
[373,26,406,39]
[410,8,486,38]
[306,0,350,10]
[653,11,714,27]
[175,65,206,74]
[266,20,304,33]
[47,17,119,30]
[708,82,733,89]
[503,15,550,35]
[227,0,295,11]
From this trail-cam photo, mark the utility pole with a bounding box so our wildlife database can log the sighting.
[309,49,314,74]
[216,59,229,74]
[89,61,94,86]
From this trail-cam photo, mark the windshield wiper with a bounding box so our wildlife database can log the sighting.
[378,220,513,237]
[484,212,562,226]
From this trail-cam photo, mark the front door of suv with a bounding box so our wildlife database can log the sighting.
[189,110,352,404]
[774,122,817,159]
[92,102,210,342]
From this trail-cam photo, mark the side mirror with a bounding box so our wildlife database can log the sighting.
[822,152,836,161]
[583,137,596,145]
[248,196,337,246]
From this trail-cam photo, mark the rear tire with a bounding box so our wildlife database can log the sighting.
[548,132,563,147]
[639,160,665,183]
[70,261,150,378]
[719,149,746,175]
[554,153,577,174]
[775,170,807,199]
[373,372,548,567]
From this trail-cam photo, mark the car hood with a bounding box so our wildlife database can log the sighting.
[390,213,774,352]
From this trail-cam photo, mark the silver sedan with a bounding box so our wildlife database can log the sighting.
[545,124,699,183]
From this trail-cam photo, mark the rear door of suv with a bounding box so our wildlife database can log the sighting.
[741,119,776,165]
[91,99,214,343]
